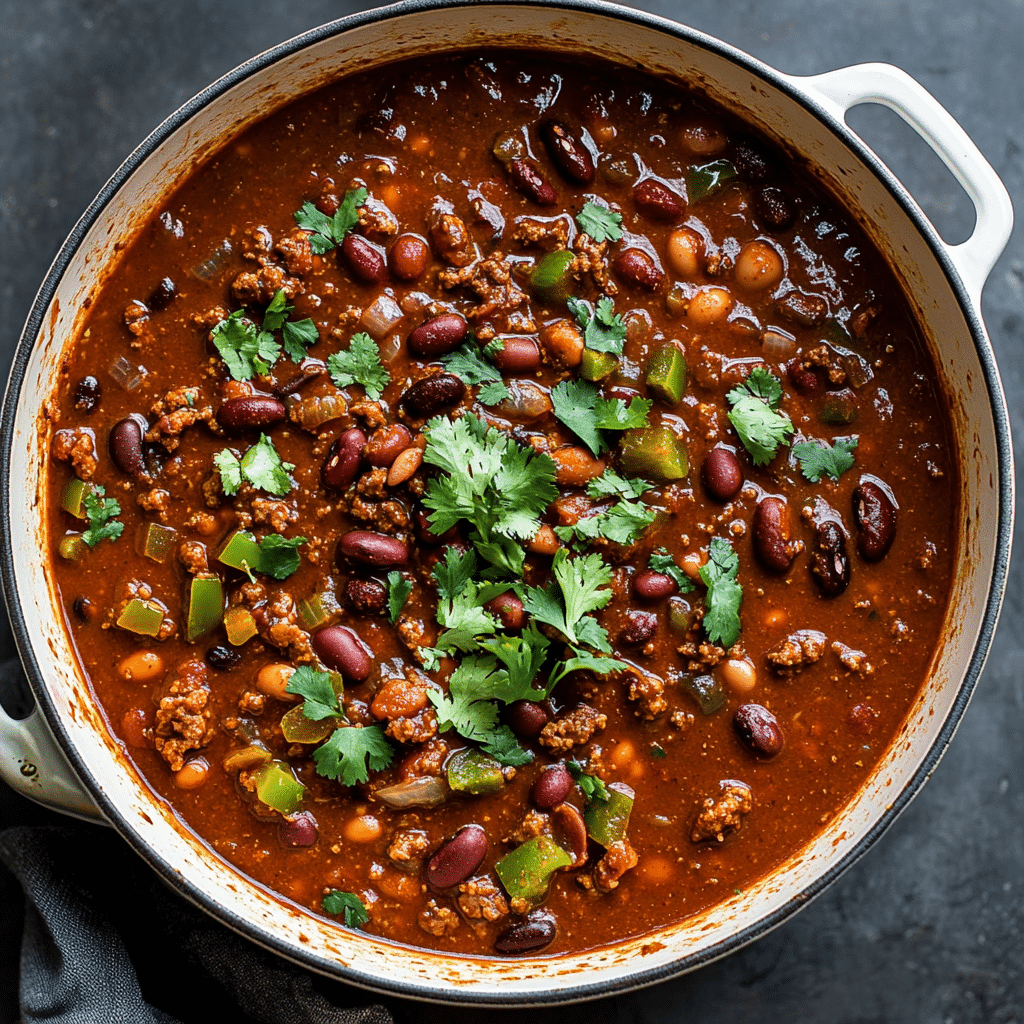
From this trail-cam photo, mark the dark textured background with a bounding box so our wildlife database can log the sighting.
[1,1,1021,1021]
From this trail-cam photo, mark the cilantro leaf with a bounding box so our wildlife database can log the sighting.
[523,549,615,651]
[587,470,652,501]
[793,436,858,482]
[293,187,368,254]
[479,623,551,699]
[726,367,794,466]
[558,499,657,547]
[322,889,369,928]
[281,318,319,362]
[210,291,318,380]
[81,486,123,547]
[432,548,504,646]
[566,296,627,355]
[576,201,622,243]
[566,760,610,802]
[481,726,534,766]
[256,534,306,580]
[698,537,743,648]
[214,449,242,495]
[387,571,412,624]
[313,724,394,786]
[327,332,390,400]
[440,339,510,405]
[241,435,294,496]
[550,380,651,456]
[546,645,630,695]
[649,548,695,593]
[286,665,344,721]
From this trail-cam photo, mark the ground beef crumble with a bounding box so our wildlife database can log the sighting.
[691,780,753,843]
[154,660,213,772]
[51,428,98,480]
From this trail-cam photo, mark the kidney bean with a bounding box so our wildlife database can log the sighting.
[401,373,466,417]
[604,385,642,404]
[345,578,388,614]
[389,234,430,280]
[407,314,467,357]
[755,186,796,232]
[509,158,558,206]
[702,446,743,502]
[413,504,458,545]
[321,428,366,490]
[338,530,409,568]
[778,291,828,328]
[365,424,412,467]
[734,703,785,758]
[504,700,550,738]
[620,610,657,646]
[484,592,525,631]
[147,276,176,311]
[426,824,487,890]
[852,479,897,561]
[205,645,242,671]
[217,395,286,432]
[613,249,664,291]
[279,811,318,848]
[540,120,595,184]
[551,801,588,867]
[341,234,386,284]
[73,376,102,414]
[633,570,676,602]
[786,357,824,394]
[109,416,146,476]
[490,336,541,373]
[72,596,94,622]
[811,520,850,597]
[633,179,684,222]
[311,625,372,682]
[732,138,772,182]
[533,765,573,809]
[494,910,557,955]
[753,496,798,573]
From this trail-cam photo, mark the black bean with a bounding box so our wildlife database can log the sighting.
[206,645,242,671]
[147,277,177,311]
[401,373,466,417]
[73,376,102,414]
[755,186,796,232]
[811,519,851,597]
[494,910,557,954]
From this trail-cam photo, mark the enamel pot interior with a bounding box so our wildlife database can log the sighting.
[2,0,1009,1005]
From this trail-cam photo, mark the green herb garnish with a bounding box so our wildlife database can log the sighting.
[293,187,367,254]
[215,434,294,497]
[322,889,370,927]
[327,331,390,401]
[793,436,858,482]
[649,548,695,592]
[698,537,743,648]
[386,571,412,624]
[726,366,794,466]
[313,724,394,786]
[440,338,510,405]
[576,201,622,243]
[566,295,627,355]
[550,380,651,457]
[81,486,123,548]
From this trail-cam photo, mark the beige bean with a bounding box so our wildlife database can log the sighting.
[721,657,758,694]
[550,446,605,487]
[527,525,560,556]
[679,122,727,157]
[174,757,210,790]
[344,815,382,843]
[256,663,297,702]
[610,741,635,769]
[734,240,784,292]
[118,650,164,683]
[540,319,584,368]
[666,227,704,279]
[680,551,706,581]
[687,286,733,325]
[387,447,423,486]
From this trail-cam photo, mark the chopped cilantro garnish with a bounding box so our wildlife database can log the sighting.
[439,338,510,405]
[215,434,294,497]
[81,486,123,548]
[293,187,367,255]
[698,537,743,648]
[431,548,506,655]
[255,534,306,580]
[566,296,627,355]
[566,760,610,802]
[386,570,412,624]
[576,201,622,243]
[321,889,369,928]
[286,665,345,722]
[557,499,657,547]
[726,366,794,466]
[327,332,390,401]
[587,469,652,501]
[793,436,858,482]
[648,548,695,593]
[550,380,651,456]
[650,743,667,759]
[522,549,615,652]
[313,724,394,786]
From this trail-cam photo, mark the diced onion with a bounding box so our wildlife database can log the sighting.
[843,352,874,389]
[191,239,232,281]
[761,329,797,361]
[286,393,348,429]
[360,293,404,339]
[375,776,448,809]
[493,380,552,422]
[109,356,146,392]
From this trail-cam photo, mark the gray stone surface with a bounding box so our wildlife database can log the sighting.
[1,1,1020,1021]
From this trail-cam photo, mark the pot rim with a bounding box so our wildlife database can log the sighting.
[1,0,1013,1005]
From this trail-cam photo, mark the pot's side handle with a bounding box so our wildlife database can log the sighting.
[0,701,105,823]
[789,63,1013,302]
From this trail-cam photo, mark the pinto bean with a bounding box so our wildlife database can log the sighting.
[109,416,146,476]
[338,530,409,568]
[533,765,573,809]
[426,824,488,890]
[279,811,318,848]
[494,910,557,954]
[321,428,366,491]
[753,496,798,573]
[540,120,595,184]
[550,446,605,487]
[811,519,851,597]
[633,570,676,601]
[504,700,549,738]
[734,703,785,758]
[389,234,430,280]
[539,319,584,368]
[702,446,743,502]
[633,179,684,222]
[853,479,897,561]
[509,159,558,206]
[483,592,525,631]
[407,314,467,357]
[620,610,657,646]
[344,578,388,614]
[311,625,372,682]
[341,234,386,284]
[401,373,466,417]
[490,336,541,373]
[217,395,287,432]
[613,249,664,291]
[734,240,784,292]
[365,424,412,467]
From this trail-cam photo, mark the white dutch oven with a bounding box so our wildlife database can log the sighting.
[0,0,1013,1005]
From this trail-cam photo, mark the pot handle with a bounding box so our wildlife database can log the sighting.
[790,62,1013,302]
[0,698,105,823]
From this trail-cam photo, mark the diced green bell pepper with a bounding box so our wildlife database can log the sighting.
[686,159,737,204]
[186,573,224,643]
[254,760,305,815]
[645,343,687,404]
[217,531,263,577]
[296,593,329,631]
[222,744,272,774]
[60,478,90,519]
[530,250,575,303]
[116,598,164,637]
[136,522,177,563]
[819,390,859,426]
[223,606,258,646]
[58,534,88,561]
[446,749,505,796]
[281,705,335,744]
[619,426,688,481]
[679,673,725,715]
[495,835,572,903]
[584,782,635,847]
[581,349,618,382]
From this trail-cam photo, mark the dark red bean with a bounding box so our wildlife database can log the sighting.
[778,291,828,328]
[426,825,487,890]
[205,645,242,671]
[279,811,318,848]
[612,249,664,291]
[509,158,558,206]
[311,625,372,682]
[216,395,286,432]
[732,139,772,182]
[786,357,824,394]
[734,703,785,758]
[321,428,366,491]
[147,277,176,311]
[73,376,102,414]
[407,314,467,358]
[364,423,412,467]
[604,385,642,404]
[753,496,798,574]
[341,234,386,284]
[389,234,430,281]
[633,570,676,601]
[551,802,588,867]
[490,337,541,373]
[532,765,572,809]
[755,186,796,231]
[72,596,94,622]
[811,519,850,597]
[109,416,146,476]
[483,593,525,631]
[338,530,409,569]
[401,373,466,417]
[540,121,595,184]
[853,479,897,561]
[413,504,459,545]
[494,910,557,955]
[633,179,684,222]
[344,578,388,614]
[702,446,743,502]
[620,610,657,646]
[504,700,549,739]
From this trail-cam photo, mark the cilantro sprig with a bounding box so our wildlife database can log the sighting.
[793,437,858,482]
[293,187,367,255]
[726,367,794,466]
[587,470,652,501]
[286,666,345,722]
[313,724,394,786]
[256,534,307,580]
[556,499,656,547]
[566,759,610,802]
[698,537,742,648]
[566,296,627,355]
[215,435,294,497]
[327,332,390,401]
[649,548,695,593]
[576,201,622,243]
[81,486,123,548]
[387,571,412,624]
[322,889,370,928]
[440,338,510,405]
[550,380,651,457]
